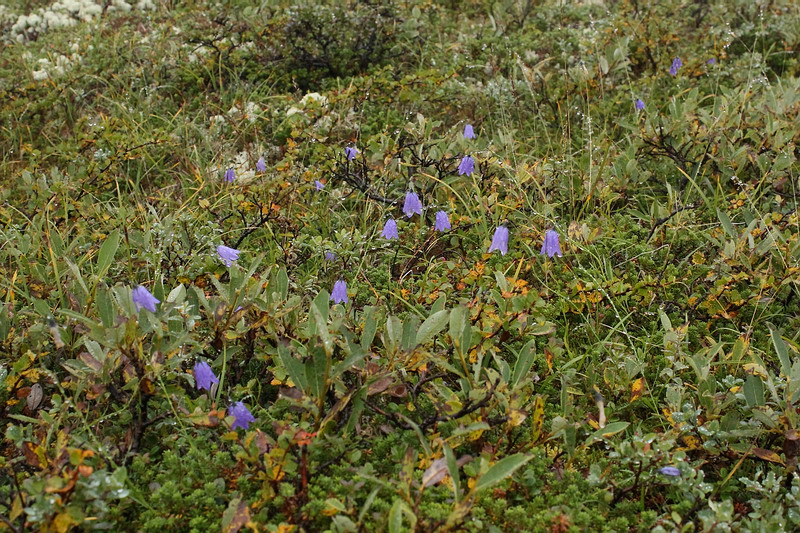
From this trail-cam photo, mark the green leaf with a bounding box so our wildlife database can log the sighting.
[416,309,449,346]
[511,339,535,389]
[311,301,333,355]
[473,453,532,492]
[96,230,121,279]
[768,323,792,376]
[388,500,416,533]
[277,342,308,393]
[743,374,765,407]
[717,209,736,239]
[588,421,630,442]
[443,444,460,501]
[361,307,378,350]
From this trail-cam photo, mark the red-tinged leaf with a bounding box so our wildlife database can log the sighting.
[752,447,784,465]
[221,498,250,533]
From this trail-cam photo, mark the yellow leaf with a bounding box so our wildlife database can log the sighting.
[53,512,78,533]
[630,377,645,402]
[743,363,768,378]
[530,395,545,443]
[681,435,701,449]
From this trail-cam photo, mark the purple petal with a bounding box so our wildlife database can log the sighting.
[230,401,255,430]
[132,285,160,312]
[434,211,451,232]
[194,361,219,391]
[216,245,241,267]
[381,219,399,240]
[403,191,423,218]
[488,226,509,255]
[330,280,348,304]
[458,155,475,176]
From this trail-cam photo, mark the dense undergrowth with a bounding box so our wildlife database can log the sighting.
[1,0,799,531]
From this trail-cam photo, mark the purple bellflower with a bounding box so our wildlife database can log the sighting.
[194,361,219,391]
[381,219,399,240]
[325,251,336,261]
[403,191,423,218]
[315,180,325,190]
[230,401,255,430]
[345,146,359,161]
[434,211,451,232]
[669,57,683,76]
[463,124,475,139]
[707,57,717,65]
[659,466,681,477]
[224,168,236,182]
[489,226,509,255]
[540,230,563,258]
[330,280,348,304]
[458,155,475,176]
[256,157,266,172]
[635,99,645,110]
[217,245,241,267]
[132,285,160,312]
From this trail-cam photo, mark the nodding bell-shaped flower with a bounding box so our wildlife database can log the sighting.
[635,99,645,110]
[488,226,509,255]
[458,155,475,176]
[463,124,475,139]
[224,168,236,182]
[193,361,219,391]
[315,180,325,190]
[216,245,241,267]
[659,466,681,477]
[669,57,683,76]
[540,230,563,258]
[230,401,255,430]
[381,218,399,240]
[434,211,451,232]
[330,280,348,304]
[403,191,423,218]
[132,285,160,312]
[345,146,359,161]
[256,157,266,172]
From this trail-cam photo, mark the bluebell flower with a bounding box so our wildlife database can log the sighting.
[434,211,451,232]
[345,146,359,161]
[458,155,475,176]
[381,219,399,240]
[489,226,509,255]
[330,280,348,304]
[256,157,266,172]
[315,180,325,190]
[224,168,236,182]
[463,124,475,139]
[707,58,716,65]
[217,245,241,267]
[403,191,423,218]
[325,251,336,261]
[659,466,681,477]
[230,401,255,430]
[540,230,563,258]
[132,285,160,312]
[669,57,683,76]
[635,99,645,110]
[194,361,219,391]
